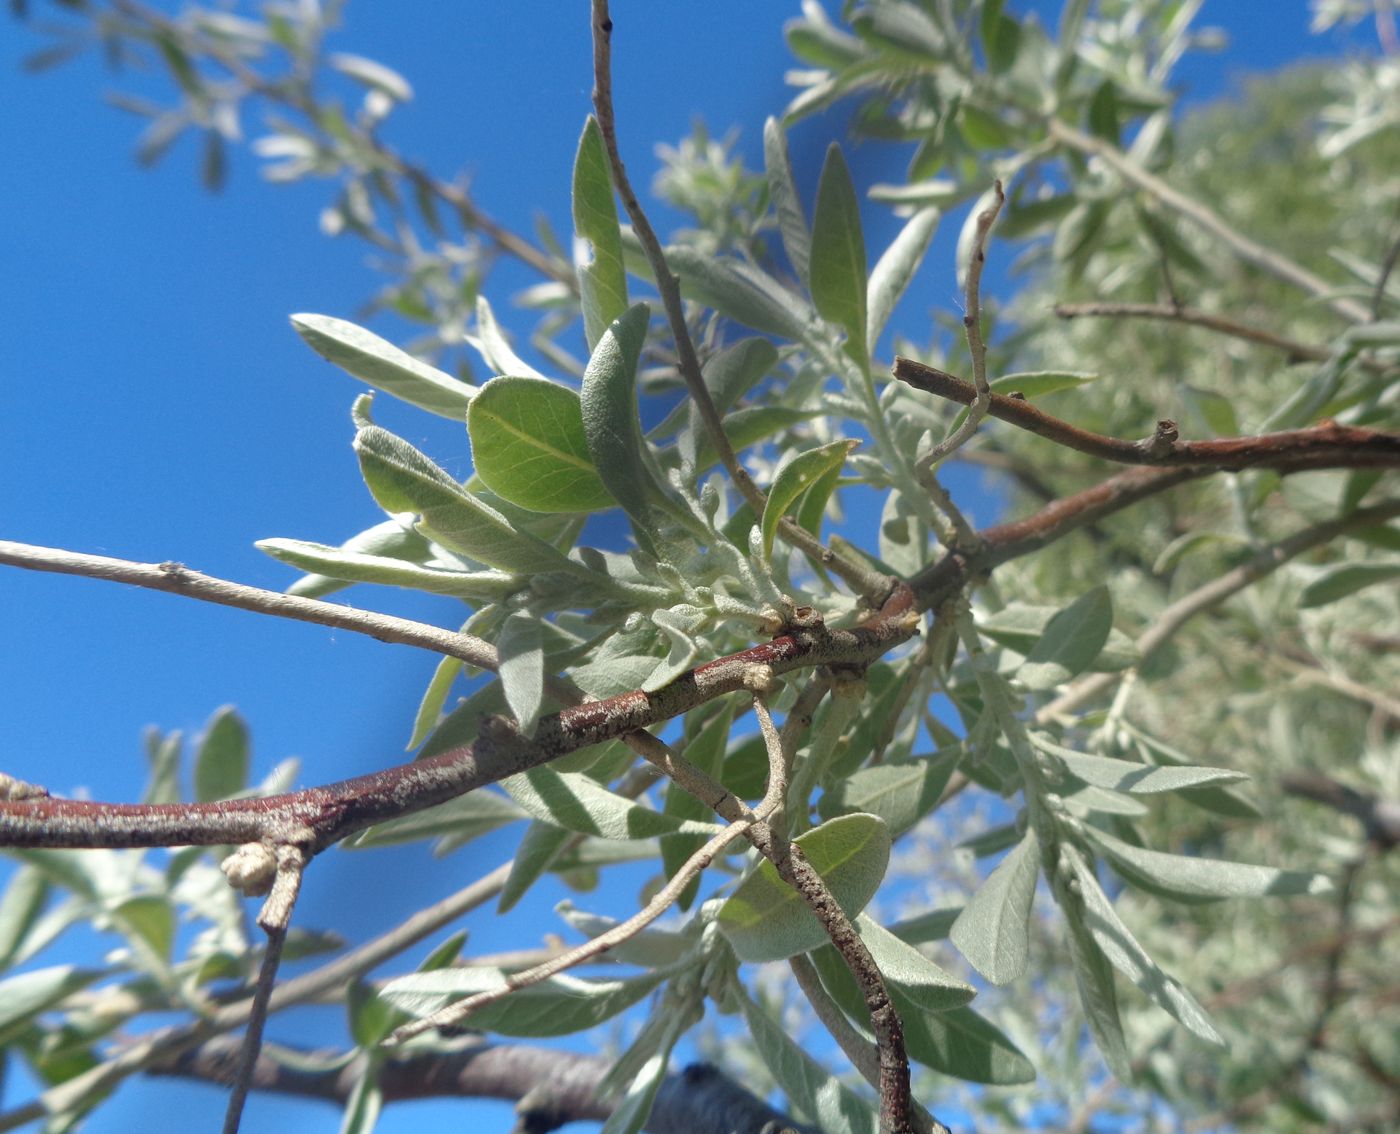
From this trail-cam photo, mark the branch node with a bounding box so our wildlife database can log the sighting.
[221,842,278,898]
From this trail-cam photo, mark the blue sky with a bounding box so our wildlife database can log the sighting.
[0,2,1381,1131]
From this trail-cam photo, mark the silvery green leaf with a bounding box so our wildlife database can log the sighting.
[1016,586,1113,690]
[353,425,576,575]
[347,790,525,852]
[867,206,939,343]
[1085,826,1332,902]
[665,246,813,340]
[764,116,811,283]
[717,813,890,962]
[1030,733,1247,795]
[502,767,724,841]
[469,295,545,379]
[193,705,248,803]
[381,966,667,1037]
[555,903,693,967]
[573,117,629,350]
[951,827,1039,985]
[817,750,958,837]
[258,537,520,602]
[292,314,474,418]
[496,613,545,737]
[498,821,571,913]
[1062,845,1222,1045]
[810,143,869,369]
[737,989,877,1134]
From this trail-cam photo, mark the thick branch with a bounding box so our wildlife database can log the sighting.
[0,603,918,852]
[150,1037,817,1134]
[894,358,1400,470]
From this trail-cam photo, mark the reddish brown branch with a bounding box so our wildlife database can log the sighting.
[894,357,1400,470]
[0,606,917,853]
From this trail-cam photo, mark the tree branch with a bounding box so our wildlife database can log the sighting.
[1045,117,1372,324]
[149,1036,818,1134]
[894,358,1400,470]
[0,541,500,669]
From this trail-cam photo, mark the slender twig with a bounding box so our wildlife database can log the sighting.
[0,541,500,669]
[918,181,1005,471]
[1046,118,1371,324]
[1038,498,1400,718]
[222,845,306,1134]
[1053,301,1346,364]
[894,359,1400,470]
[388,817,758,1042]
[587,0,890,604]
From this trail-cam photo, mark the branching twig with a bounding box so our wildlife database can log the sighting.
[917,180,1005,473]
[588,0,891,605]
[1053,301,1346,364]
[0,541,501,669]
[894,359,1400,470]
[1046,118,1371,324]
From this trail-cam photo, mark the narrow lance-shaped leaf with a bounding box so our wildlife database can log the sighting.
[292,314,475,419]
[737,988,877,1134]
[951,826,1039,985]
[763,116,811,284]
[258,537,519,603]
[496,612,545,738]
[467,376,614,513]
[193,705,249,803]
[1030,733,1248,795]
[867,206,940,344]
[581,303,657,550]
[1063,845,1223,1045]
[502,766,725,841]
[760,439,859,560]
[1298,561,1400,609]
[1085,826,1333,902]
[573,117,628,350]
[809,142,869,370]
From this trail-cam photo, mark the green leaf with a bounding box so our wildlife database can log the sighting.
[717,813,891,962]
[0,966,101,1042]
[950,828,1039,985]
[502,767,724,841]
[817,750,958,837]
[1030,734,1248,795]
[1058,878,1131,1081]
[0,866,51,969]
[348,790,524,852]
[573,117,628,350]
[1016,586,1113,690]
[381,966,667,1037]
[760,439,859,560]
[467,377,614,513]
[1085,827,1333,903]
[851,913,974,1011]
[408,653,463,750]
[338,1071,382,1134]
[1063,845,1222,1045]
[581,303,657,545]
[114,894,176,960]
[498,820,571,913]
[703,337,780,417]
[763,116,812,284]
[665,245,813,340]
[693,407,819,474]
[1299,561,1400,608]
[980,0,1022,73]
[259,537,520,603]
[496,613,545,738]
[810,143,869,369]
[470,295,545,380]
[193,706,248,803]
[737,989,877,1134]
[867,206,940,344]
[292,314,474,419]
[810,943,1035,1084]
[990,370,1098,398]
[354,424,575,574]
[1087,79,1121,145]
